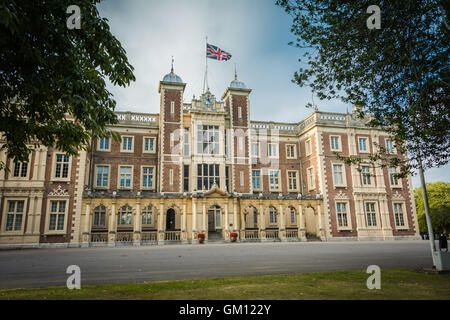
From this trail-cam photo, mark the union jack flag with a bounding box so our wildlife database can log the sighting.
[206,43,232,61]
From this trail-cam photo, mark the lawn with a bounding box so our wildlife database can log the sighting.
[0,269,449,300]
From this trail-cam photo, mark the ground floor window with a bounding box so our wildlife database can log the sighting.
[49,200,66,231]
[269,206,277,224]
[118,205,132,226]
[142,205,153,226]
[289,207,296,224]
[336,202,348,227]
[365,202,377,227]
[93,205,106,228]
[5,200,24,231]
[393,203,405,227]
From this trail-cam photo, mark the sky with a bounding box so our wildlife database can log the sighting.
[97,0,449,188]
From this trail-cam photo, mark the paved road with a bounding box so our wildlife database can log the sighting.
[0,240,433,289]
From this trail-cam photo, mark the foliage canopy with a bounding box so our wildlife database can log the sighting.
[0,0,135,164]
[277,0,450,176]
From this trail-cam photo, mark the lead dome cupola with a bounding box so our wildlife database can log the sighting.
[229,66,246,88]
[162,57,182,83]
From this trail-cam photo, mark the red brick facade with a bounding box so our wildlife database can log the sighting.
[0,73,420,247]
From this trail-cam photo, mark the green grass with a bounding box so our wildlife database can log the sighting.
[0,269,449,300]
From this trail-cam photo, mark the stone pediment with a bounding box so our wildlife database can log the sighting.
[202,183,229,197]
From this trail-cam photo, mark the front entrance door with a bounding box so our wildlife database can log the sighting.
[305,207,317,236]
[166,208,176,231]
[208,205,221,232]
[208,210,215,232]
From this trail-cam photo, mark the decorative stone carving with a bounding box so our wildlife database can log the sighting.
[335,190,349,200]
[48,185,69,197]
[392,192,404,200]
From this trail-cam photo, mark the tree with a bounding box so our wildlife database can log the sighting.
[415,182,450,233]
[276,0,449,265]
[276,0,449,176]
[0,0,135,166]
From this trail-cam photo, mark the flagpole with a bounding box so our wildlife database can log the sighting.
[203,36,208,94]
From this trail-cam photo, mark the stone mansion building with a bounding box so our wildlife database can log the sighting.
[0,67,420,248]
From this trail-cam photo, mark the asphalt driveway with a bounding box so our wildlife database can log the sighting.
[0,240,433,289]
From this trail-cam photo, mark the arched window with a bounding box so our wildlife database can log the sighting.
[269,206,277,224]
[245,207,258,228]
[93,206,106,228]
[118,205,132,226]
[142,205,153,225]
[290,207,296,224]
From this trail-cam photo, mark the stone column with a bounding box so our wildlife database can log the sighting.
[381,198,393,240]
[182,200,188,244]
[259,202,266,241]
[317,203,325,240]
[32,151,40,180]
[224,202,229,241]
[0,150,6,180]
[192,197,197,240]
[298,203,307,241]
[33,194,43,236]
[240,207,246,240]
[356,198,365,239]
[108,201,116,247]
[158,200,164,245]
[233,199,239,234]
[25,195,36,235]
[82,203,91,247]
[133,200,141,246]
[38,149,47,181]
[202,200,206,235]
[279,202,286,241]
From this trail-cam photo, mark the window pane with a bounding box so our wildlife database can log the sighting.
[15,214,22,230]
[6,214,14,231]
[16,201,24,212]
[13,163,20,177]
[62,163,69,178]
[55,163,61,178]
[49,214,57,230]
[57,214,65,230]
[59,201,66,213]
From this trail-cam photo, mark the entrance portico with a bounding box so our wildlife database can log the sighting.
[81,183,325,246]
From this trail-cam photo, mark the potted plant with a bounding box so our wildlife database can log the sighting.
[197,233,205,244]
[230,232,238,242]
